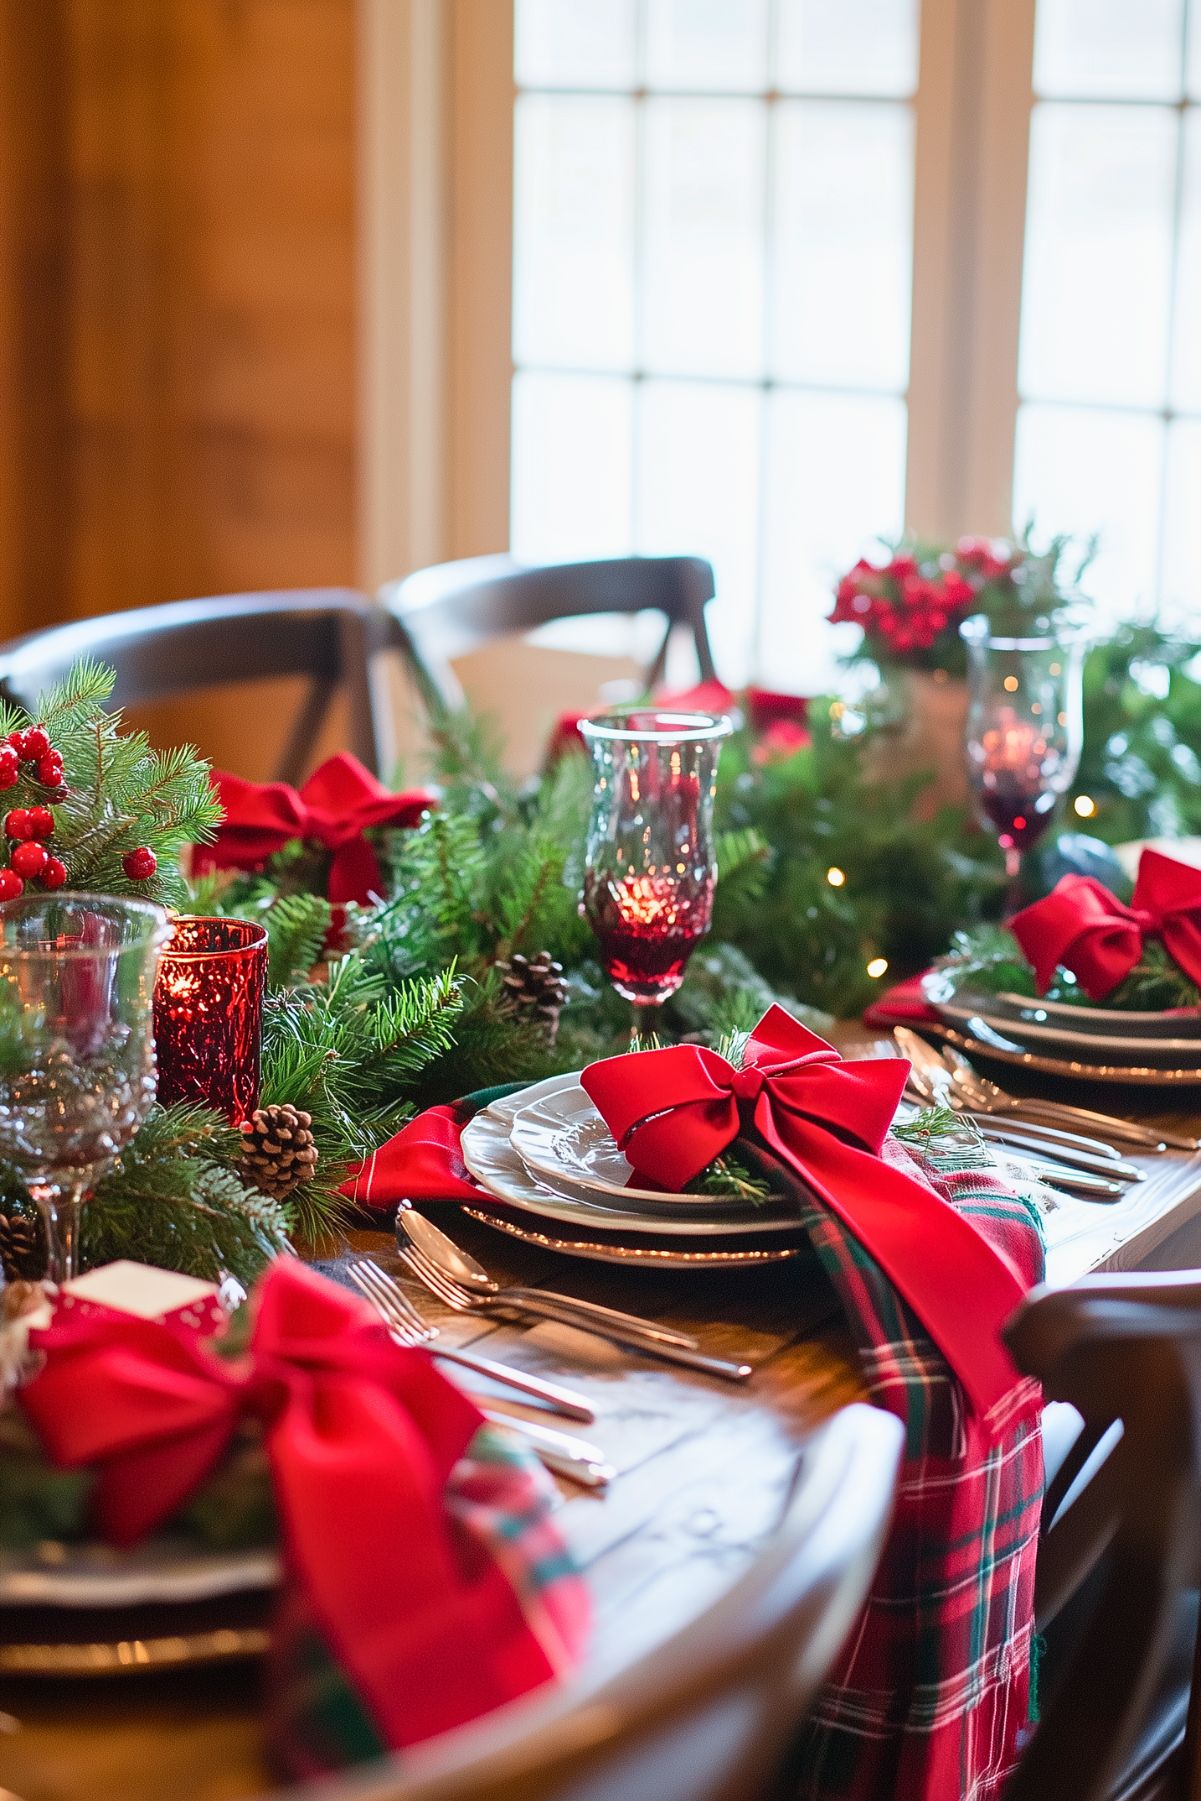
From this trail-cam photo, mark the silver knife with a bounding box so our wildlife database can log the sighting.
[997,1151,1124,1199]
[976,1122,1143,1181]
[485,1411,615,1489]
[428,1343,596,1422]
[997,1099,1182,1153]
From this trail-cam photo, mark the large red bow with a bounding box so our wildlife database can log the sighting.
[1010,848,1201,1000]
[198,753,435,904]
[582,1006,1027,1429]
[21,1261,559,1749]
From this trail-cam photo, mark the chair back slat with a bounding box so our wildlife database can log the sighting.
[0,590,393,779]
[381,555,719,714]
[268,1404,901,1801]
[1005,1274,1201,1801]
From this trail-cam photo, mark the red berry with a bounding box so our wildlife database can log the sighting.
[21,725,51,761]
[3,809,31,841]
[26,807,54,838]
[0,748,18,791]
[0,869,24,900]
[11,841,48,880]
[123,846,157,882]
[38,855,67,891]
[36,757,65,788]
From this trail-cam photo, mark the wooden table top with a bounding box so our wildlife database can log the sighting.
[5,1035,1200,1801]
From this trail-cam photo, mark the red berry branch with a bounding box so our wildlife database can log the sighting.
[0,726,69,897]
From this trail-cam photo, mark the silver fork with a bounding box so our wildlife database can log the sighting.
[347,1262,613,1489]
[346,1258,595,1421]
[396,1239,753,1384]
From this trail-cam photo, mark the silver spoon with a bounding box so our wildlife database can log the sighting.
[397,1205,702,1350]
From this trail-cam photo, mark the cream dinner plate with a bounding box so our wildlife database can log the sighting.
[461,1077,799,1241]
[0,1538,279,1609]
[510,1079,785,1211]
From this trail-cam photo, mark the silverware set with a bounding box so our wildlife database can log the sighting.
[347,1203,752,1492]
[895,1026,1196,1202]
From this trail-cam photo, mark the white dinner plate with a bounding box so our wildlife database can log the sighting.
[461,1078,801,1241]
[921,977,1201,1066]
[511,1080,785,1211]
[0,1537,279,1609]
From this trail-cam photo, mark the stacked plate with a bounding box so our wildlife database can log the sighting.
[920,973,1201,1085]
[459,1072,809,1269]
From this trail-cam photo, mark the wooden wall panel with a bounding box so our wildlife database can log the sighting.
[63,0,359,624]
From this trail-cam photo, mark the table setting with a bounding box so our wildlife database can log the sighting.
[1,574,1201,1801]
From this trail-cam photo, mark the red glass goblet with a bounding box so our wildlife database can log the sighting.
[153,917,268,1122]
[579,709,732,1036]
[962,618,1085,903]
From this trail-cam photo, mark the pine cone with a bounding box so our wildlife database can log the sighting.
[238,1104,319,1201]
[0,1210,45,1283]
[497,950,568,1044]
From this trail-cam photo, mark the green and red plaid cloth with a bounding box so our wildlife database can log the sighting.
[793,1132,1045,1801]
[344,1091,1045,1801]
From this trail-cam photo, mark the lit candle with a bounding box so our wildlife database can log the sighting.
[153,917,267,1122]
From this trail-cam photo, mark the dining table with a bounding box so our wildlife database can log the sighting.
[5,1024,1201,1801]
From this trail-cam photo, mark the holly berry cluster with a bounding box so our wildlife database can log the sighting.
[828,541,1014,660]
[0,722,157,900]
[0,724,68,900]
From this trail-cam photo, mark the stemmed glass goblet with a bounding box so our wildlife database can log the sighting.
[579,709,732,1037]
[0,894,170,1281]
[962,616,1085,904]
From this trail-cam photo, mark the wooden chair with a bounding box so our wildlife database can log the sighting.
[380,555,719,715]
[0,590,394,783]
[271,1403,902,1801]
[1005,1272,1201,1801]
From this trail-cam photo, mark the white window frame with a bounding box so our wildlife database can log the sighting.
[356,0,1039,590]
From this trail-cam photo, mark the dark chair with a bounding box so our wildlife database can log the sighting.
[271,1403,902,1801]
[380,555,719,715]
[1005,1272,1201,1801]
[0,590,395,783]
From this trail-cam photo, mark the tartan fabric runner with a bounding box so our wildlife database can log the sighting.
[792,1132,1045,1801]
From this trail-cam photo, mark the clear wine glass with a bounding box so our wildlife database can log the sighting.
[579,709,732,1037]
[962,617,1085,902]
[0,894,170,1281]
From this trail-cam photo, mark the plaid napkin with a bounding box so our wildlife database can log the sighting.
[344,1089,1044,1801]
[792,1132,1044,1801]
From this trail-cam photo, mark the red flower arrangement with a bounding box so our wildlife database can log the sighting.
[830,533,1084,674]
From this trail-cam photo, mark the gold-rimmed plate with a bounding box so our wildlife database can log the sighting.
[462,1207,806,1269]
[917,1014,1201,1087]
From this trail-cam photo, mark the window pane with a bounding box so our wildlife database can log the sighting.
[776,0,918,97]
[1013,403,1164,624]
[515,0,637,90]
[1162,421,1201,629]
[513,96,636,370]
[643,0,770,92]
[511,372,634,563]
[1020,104,1177,407]
[771,101,911,390]
[635,381,762,681]
[641,99,766,378]
[1033,0,1184,100]
[760,392,907,689]
[1172,111,1201,411]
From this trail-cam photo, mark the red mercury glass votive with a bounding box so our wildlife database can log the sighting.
[153,917,268,1123]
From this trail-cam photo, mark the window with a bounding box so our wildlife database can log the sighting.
[378,1,1201,682]
[509,0,918,682]
[1012,0,1201,627]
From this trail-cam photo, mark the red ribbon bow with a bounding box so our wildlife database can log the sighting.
[1010,848,1201,1000]
[199,753,435,904]
[21,1261,560,1749]
[581,1005,1027,1428]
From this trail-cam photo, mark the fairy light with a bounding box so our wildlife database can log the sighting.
[866,956,889,979]
[1003,674,1019,692]
[1073,794,1097,818]
[826,866,847,887]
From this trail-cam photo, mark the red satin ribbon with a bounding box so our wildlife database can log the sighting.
[1010,848,1201,1000]
[581,1005,1027,1429]
[21,1261,559,1748]
[198,753,435,904]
